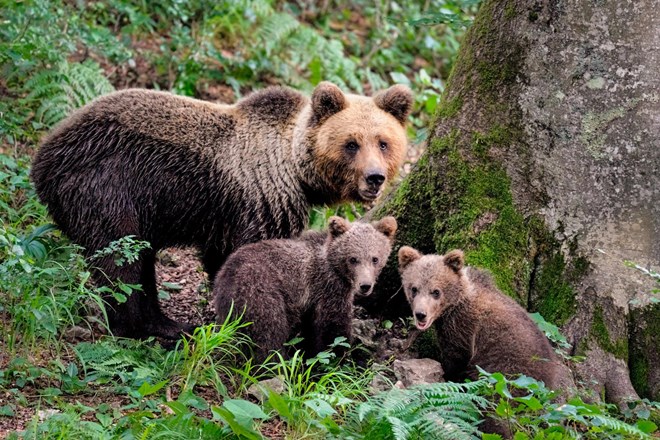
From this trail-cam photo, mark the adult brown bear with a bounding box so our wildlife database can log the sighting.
[31,82,412,339]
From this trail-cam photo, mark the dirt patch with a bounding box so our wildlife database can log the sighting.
[155,247,215,327]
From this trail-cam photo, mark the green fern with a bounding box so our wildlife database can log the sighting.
[24,60,114,128]
[338,381,487,439]
[254,11,363,92]
[75,338,170,386]
[260,12,300,56]
[588,413,652,437]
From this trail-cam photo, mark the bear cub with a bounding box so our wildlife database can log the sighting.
[214,216,397,362]
[398,247,574,390]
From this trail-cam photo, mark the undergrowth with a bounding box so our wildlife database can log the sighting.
[0,0,657,438]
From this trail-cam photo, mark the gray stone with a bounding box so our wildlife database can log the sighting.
[63,325,93,342]
[393,358,444,388]
[247,377,286,402]
[351,317,379,349]
[38,409,60,421]
[370,372,393,394]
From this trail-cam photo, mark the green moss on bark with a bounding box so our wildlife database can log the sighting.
[531,253,577,325]
[528,230,588,326]
[371,0,585,323]
[436,96,463,119]
[589,306,628,360]
[629,303,660,400]
[427,130,529,302]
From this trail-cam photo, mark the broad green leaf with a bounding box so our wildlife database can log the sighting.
[267,390,292,421]
[137,379,168,397]
[223,399,268,420]
[514,395,543,411]
[162,281,182,290]
[304,398,336,418]
[636,419,657,434]
[390,72,410,86]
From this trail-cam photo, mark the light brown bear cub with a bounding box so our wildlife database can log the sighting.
[31,81,412,339]
[215,216,397,362]
[398,247,574,390]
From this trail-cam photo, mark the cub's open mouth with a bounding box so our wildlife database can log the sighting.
[415,320,431,331]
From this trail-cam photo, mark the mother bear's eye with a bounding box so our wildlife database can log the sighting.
[432,289,441,299]
[345,141,359,152]
[379,141,388,150]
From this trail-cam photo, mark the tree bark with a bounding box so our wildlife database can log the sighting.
[370,0,660,404]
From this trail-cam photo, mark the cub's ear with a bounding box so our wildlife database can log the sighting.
[444,249,464,273]
[398,246,422,271]
[374,84,413,125]
[311,82,347,125]
[328,216,351,238]
[374,216,397,241]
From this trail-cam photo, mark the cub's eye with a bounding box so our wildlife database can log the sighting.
[372,257,379,264]
[379,141,388,151]
[349,257,358,265]
[411,286,418,298]
[345,141,359,152]
[432,289,441,299]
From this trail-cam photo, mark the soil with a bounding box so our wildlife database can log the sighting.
[155,247,215,328]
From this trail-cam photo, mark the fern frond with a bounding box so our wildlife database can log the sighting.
[387,415,412,440]
[588,414,651,438]
[259,12,300,56]
[252,10,362,93]
[24,60,113,128]
[339,381,484,439]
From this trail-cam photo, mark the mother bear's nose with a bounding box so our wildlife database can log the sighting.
[366,172,385,187]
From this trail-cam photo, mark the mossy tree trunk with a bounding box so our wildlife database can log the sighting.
[370,0,660,404]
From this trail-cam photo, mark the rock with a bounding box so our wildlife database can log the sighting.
[247,377,286,402]
[369,362,395,393]
[156,250,179,267]
[38,409,60,421]
[351,317,379,350]
[63,325,93,342]
[393,358,445,388]
[370,372,393,394]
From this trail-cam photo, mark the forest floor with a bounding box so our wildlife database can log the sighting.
[0,248,208,437]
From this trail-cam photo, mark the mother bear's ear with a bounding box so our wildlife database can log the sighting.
[311,82,347,125]
[374,84,413,125]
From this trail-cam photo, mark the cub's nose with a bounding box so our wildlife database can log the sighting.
[366,173,386,187]
[415,312,427,321]
[360,284,373,294]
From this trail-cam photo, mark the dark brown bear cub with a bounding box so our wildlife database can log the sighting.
[215,216,397,362]
[398,247,574,390]
[31,82,412,339]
